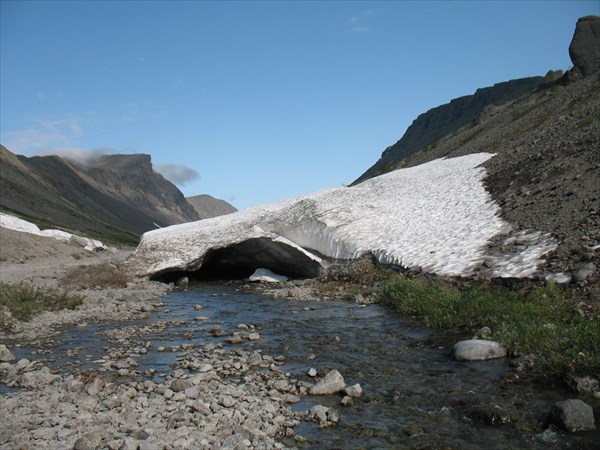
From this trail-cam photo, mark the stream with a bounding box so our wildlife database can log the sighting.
[4,284,599,449]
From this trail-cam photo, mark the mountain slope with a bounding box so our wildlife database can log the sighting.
[353,75,551,184]
[186,194,237,219]
[0,146,199,244]
[349,16,599,304]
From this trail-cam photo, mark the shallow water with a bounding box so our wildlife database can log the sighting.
[5,284,599,449]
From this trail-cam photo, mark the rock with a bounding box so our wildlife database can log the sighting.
[170,378,193,392]
[176,276,189,288]
[573,263,596,282]
[20,367,60,388]
[565,375,600,395]
[248,332,261,341]
[193,304,203,310]
[453,339,507,361]
[569,16,600,77]
[0,344,16,362]
[307,368,317,377]
[473,326,492,340]
[70,235,90,248]
[85,376,105,396]
[225,335,244,344]
[198,363,213,373]
[308,405,340,427]
[131,429,150,440]
[550,399,596,432]
[344,383,363,398]
[354,293,366,304]
[510,354,535,373]
[249,268,288,283]
[281,393,301,404]
[309,369,346,395]
[340,396,353,407]
[73,433,102,450]
[545,272,572,285]
[468,404,514,425]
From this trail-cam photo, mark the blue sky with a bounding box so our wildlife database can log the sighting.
[1,1,597,211]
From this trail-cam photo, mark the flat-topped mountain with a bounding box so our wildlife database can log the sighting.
[0,146,200,244]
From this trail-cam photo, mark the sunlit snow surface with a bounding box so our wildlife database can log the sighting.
[131,154,556,278]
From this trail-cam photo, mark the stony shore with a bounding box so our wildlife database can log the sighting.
[0,234,345,449]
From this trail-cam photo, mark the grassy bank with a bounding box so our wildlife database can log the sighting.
[378,275,600,378]
[0,282,84,332]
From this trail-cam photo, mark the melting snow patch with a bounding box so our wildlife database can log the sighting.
[0,212,107,252]
[129,153,553,279]
[249,268,288,283]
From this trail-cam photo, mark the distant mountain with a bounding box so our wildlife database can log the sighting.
[0,146,199,244]
[186,194,237,219]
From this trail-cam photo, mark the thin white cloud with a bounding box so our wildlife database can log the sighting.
[1,116,84,155]
[35,146,112,165]
[347,10,377,33]
[122,100,163,122]
[154,163,201,187]
[351,25,370,33]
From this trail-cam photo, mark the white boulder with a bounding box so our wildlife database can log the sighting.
[453,339,507,361]
[309,369,346,395]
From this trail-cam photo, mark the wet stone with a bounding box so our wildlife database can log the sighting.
[550,399,597,432]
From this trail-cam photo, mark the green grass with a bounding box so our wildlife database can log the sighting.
[378,276,600,378]
[0,282,84,332]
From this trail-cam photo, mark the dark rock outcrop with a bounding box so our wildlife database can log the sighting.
[353,76,544,184]
[568,16,600,78]
[186,194,237,219]
[0,146,199,244]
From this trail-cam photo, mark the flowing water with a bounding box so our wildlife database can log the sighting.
[5,284,599,449]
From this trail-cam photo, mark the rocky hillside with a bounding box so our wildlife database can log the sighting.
[186,194,237,219]
[0,146,200,244]
[354,16,600,306]
[353,75,552,184]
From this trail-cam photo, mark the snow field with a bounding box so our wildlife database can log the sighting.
[132,153,556,279]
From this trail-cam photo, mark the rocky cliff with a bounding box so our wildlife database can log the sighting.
[0,146,200,244]
[352,76,549,184]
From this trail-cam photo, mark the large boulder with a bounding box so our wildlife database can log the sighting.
[569,16,600,77]
[453,339,507,361]
[550,399,596,432]
[309,369,346,395]
[0,344,16,362]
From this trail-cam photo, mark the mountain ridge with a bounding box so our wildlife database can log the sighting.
[0,146,200,244]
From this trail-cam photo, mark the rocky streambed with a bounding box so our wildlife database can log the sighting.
[1,283,599,449]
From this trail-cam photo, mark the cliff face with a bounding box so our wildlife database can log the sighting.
[0,146,199,244]
[353,76,546,184]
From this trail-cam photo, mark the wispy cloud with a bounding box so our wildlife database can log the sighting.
[122,100,163,122]
[1,116,85,155]
[347,10,377,33]
[35,146,113,165]
[154,163,200,187]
